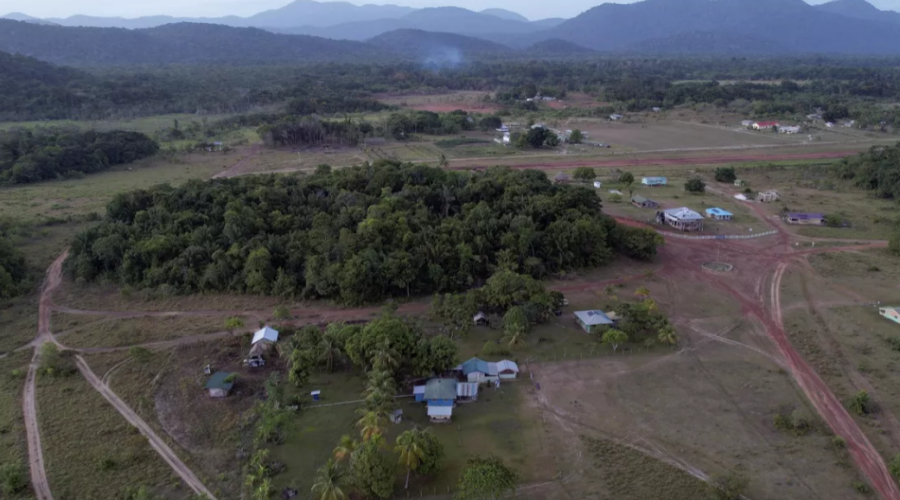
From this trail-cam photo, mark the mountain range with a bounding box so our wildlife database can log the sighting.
[2,0,900,63]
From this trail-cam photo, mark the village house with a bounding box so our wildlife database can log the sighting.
[609,114,623,121]
[205,372,235,398]
[753,121,779,131]
[779,125,802,134]
[593,181,603,189]
[458,358,499,384]
[574,310,615,334]
[249,326,279,359]
[473,312,489,326]
[424,378,458,423]
[652,107,662,113]
[641,176,667,187]
[741,120,754,127]
[705,208,733,221]
[456,382,480,403]
[879,307,900,325]
[631,195,659,209]
[662,207,704,232]
[785,213,825,225]
[757,190,779,203]
[495,360,520,380]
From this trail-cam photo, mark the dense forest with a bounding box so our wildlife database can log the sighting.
[6,52,900,127]
[65,162,660,304]
[834,143,900,198]
[0,127,159,184]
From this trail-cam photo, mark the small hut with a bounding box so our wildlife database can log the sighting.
[631,195,658,209]
[205,372,235,398]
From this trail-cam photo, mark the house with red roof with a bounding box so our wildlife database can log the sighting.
[753,121,780,131]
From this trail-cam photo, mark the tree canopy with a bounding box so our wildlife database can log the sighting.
[834,143,900,199]
[66,161,658,304]
[0,127,158,184]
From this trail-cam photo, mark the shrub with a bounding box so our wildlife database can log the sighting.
[685,177,706,193]
[824,214,842,228]
[853,481,870,494]
[708,470,749,500]
[714,167,737,183]
[609,193,623,203]
[889,453,900,480]
[97,456,116,471]
[619,172,635,184]
[0,461,27,494]
[831,436,846,449]
[128,346,152,363]
[273,305,291,320]
[850,391,872,416]
[890,337,900,352]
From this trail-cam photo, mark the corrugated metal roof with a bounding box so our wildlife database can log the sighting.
[205,372,235,391]
[574,310,614,326]
[495,360,519,373]
[413,386,425,395]
[424,379,458,400]
[664,207,703,221]
[457,382,479,398]
[427,405,453,417]
[460,358,496,376]
[252,326,279,344]
[706,207,733,216]
[787,213,824,220]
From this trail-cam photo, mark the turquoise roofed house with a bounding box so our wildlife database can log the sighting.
[574,310,615,334]
[458,358,498,384]
[880,307,900,325]
[205,372,235,398]
[705,207,733,221]
[641,177,667,187]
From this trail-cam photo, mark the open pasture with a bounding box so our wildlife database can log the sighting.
[375,91,499,114]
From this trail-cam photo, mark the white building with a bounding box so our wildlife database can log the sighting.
[779,126,802,134]
[663,207,704,232]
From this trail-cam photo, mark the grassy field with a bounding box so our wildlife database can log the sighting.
[36,372,189,500]
[53,313,249,349]
[0,153,225,223]
[738,167,898,240]
[0,350,31,500]
[567,119,798,151]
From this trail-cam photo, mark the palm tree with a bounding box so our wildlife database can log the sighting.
[643,298,658,312]
[253,477,273,500]
[318,332,342,373]
[635,286,651,299]
[658,325,677,346]
[371,339,399,373]
[356,409,387,442]
[333,435,358,464]
[438,153,449,169]
[311,459,346,500]
[502,329,527,349]
[395,428,428,489]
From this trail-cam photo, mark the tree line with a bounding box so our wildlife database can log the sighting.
[65,161,661,305]
[834,143,900,199]
[0,127,159,184]
[0,233,26,298]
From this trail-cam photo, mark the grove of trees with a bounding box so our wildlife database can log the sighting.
[0,127,159,184]
[0,233,27,298]
[66,162,660,304]
[834,143,900,199]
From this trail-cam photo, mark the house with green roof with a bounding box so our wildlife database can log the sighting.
[205,372,236,398]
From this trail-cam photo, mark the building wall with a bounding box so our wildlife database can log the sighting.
[209,388,227,398]
[880,310,900,324]
[427,398,455,407]
[499,372,517,380]
[787,218,823,225]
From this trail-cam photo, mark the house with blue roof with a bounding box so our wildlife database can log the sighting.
[705,207,733,221]
[574,310,616,334]
[458,358,499,384]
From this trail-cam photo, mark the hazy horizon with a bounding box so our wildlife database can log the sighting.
[1,0,898,23]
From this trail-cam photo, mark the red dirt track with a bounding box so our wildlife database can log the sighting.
[450,150,858,170]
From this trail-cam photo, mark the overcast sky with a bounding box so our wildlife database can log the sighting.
[1,0,897,21]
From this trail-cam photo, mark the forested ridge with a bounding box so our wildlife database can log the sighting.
[65,162,660,304]
[0,127,159,184]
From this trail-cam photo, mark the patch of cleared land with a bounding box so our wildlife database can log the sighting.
[568,120,799,151]
[36,372,189,500]
[53,313,251,349]
[375,91,499,114]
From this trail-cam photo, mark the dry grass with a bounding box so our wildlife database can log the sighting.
[36,372,189,500]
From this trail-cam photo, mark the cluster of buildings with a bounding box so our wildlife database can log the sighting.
[628,176,732,232]
[741,120,801,134]
[414,357,520,423]
[206,325,281,398]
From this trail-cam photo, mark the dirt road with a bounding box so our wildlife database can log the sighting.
[23,252,67,500]
[74,356,218,500]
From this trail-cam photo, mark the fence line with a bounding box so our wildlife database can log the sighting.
[657,229,778,241]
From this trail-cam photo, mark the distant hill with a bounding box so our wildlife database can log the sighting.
[529,18,566,29]
[284,7,543,40]
[369,29,511,60]
[540,0,900,54]
[527,39,595,56]
[480,8,529,22]
[36,0,416,29]
[1,12,57,25]
[0,50,88,119]
[0,20,387,65]
[625,30,787,55]
[816,0,900,25]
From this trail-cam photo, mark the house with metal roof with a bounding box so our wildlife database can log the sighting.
[642,177,668,187]
[427,405,453,423]
[753,121,779,130]
[456,382,480,402]
[252,326,279,345]
[458,358,499,384]
[574,310,615,334]
[879,307,900,325]
[424,378,458,406]
[705,208,733,221]
[631,195,658,209]
[785,213,825,225]
[413,385,426,402]
[663,207,704,232]
[494,360,519,380]
[205,372,236,398]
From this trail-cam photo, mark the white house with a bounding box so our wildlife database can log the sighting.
[779,125,801,134]
[740,120,754,127]
[663,207,704,232]
[494,360,520,380]
[593,181,602,189]
[252,326,279,345]
[427,405,452,423]
[609,114,624,121]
